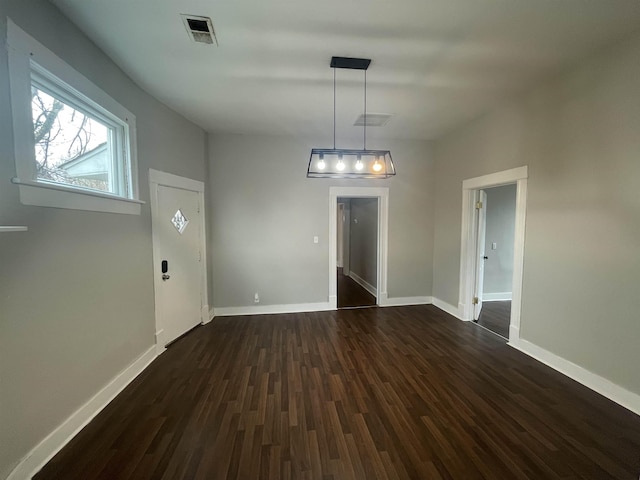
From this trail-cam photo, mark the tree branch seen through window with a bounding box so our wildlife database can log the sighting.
[31,85,111,192]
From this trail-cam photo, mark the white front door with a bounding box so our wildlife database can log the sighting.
[473,189,488,320]
[155,184,203,345]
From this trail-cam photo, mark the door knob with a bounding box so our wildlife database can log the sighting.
[162,274,170,281]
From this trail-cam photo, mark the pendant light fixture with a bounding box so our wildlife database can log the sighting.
[307,57,395,179]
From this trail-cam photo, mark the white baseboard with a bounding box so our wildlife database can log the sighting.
[347,271,377,297]
[201,304,212,324]
[215,297,434,314]
[483,292,512,301]
[209,306,215,320]
[432,297,465,320]
[8,346,157,480]
[154,329,166,356]
[213,302,333,317]
[508,337,640,417]
[329,295,337,310]
[509,324,520,340]
[380,295,432,307]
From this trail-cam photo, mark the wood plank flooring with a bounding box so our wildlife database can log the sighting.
[337,268,376,309]
[476,300,511,339]
[35,305,640,479]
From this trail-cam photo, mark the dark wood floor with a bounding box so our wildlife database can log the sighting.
[36,306,640,479]
[476,300,511,339]
[337,268,376,309]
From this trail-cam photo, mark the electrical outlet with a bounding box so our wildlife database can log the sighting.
[254,292,259,303]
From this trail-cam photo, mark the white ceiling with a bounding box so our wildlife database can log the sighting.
[52,0,640,141]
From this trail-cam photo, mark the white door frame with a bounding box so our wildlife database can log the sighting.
[149,169,209,355]
[336,203,344,268]
[458,166,527,341]
[329,187,389,309]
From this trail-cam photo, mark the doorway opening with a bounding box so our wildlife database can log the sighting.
[472,185,517,338]
[337,197,378,308]
[458,167,528,343]
[328,187,389,310]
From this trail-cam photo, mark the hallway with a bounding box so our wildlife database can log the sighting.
[337,268,376,309]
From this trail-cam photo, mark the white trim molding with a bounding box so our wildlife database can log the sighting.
[11,178,143,215]
[347,271,377,297]
[458,166,528,340]
[214,302,333,317]
[483,292,513,301]
[201,304,212,324]
[154,329,166,356]
[432,297,464,320]
[509,337,640,417]
[379,296,432,307]
[215,297,434,315]
[329,187,389,310]
[462,166,528,191]
[7,20,141,215]
[7,347,157,480]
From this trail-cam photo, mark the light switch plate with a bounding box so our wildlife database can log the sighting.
[313,236,319,244]
[492,242,497,250]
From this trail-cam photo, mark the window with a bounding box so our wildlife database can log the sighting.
[7,19,142,214]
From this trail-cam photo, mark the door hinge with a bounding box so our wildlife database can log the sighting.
[475,201,483,209]
[472,296,479,305]
[198,251,202,262]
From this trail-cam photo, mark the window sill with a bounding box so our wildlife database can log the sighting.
[11,178,144,215]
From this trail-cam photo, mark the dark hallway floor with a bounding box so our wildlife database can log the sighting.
[475,300,511,338]
[337,268,376,308]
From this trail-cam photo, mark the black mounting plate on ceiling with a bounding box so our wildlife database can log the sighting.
[330,56,371,70]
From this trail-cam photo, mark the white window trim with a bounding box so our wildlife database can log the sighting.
[6,19,142,215]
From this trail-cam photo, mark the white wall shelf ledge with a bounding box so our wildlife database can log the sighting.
[0,226,28,232]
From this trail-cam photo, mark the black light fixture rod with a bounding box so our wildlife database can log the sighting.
[364,69,367,150]
[333,67,336,150]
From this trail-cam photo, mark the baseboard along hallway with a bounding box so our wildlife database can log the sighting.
[33,305,640,479]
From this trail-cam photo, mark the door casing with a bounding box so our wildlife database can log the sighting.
[149,169,209,355]
[337,203,344,268]
[458,166,527,342]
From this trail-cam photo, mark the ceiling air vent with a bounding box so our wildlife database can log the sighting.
[181,14,218,45]
[354,113,393,127]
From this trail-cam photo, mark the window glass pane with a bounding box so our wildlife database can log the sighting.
[31,84,115,193]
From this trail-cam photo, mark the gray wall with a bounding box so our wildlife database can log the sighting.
[432,33,640,395]
[0,1,207,477]
[208,133,435,307]
[348,198,378,289]
[483,184,516,295]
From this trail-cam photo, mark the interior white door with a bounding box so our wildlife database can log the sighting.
[473,189,488,320]
[156,184,202,345]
